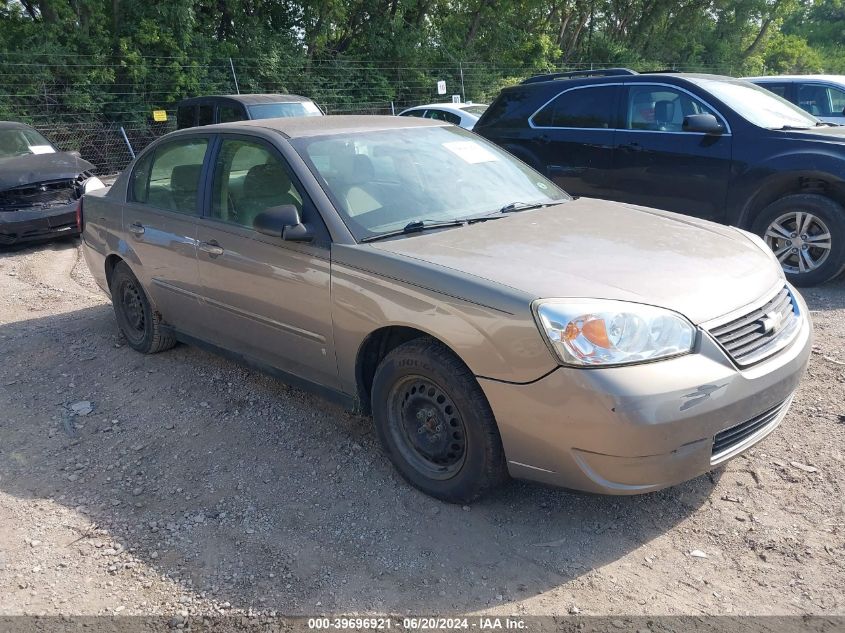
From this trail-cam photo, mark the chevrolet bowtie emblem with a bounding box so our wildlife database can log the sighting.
[760,310,783,335]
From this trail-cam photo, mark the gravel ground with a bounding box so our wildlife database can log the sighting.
[0,239,843,618]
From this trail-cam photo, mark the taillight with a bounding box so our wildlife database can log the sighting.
[76,197,83,233]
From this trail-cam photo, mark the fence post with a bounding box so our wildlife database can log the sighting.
[229,57,240,94]
[119,126,135,160]
[391,101,395,116]
[459,62,466,103]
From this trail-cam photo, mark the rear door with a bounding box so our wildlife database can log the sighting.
[123,136,210,332]
[526,84,619,198]
[194,135,338,388]
[611,82,732,220]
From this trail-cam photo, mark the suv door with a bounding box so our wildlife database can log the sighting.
[195,135,338,388]
[611,82,732,220]
[527,84,619,197]
[124,136,209,331]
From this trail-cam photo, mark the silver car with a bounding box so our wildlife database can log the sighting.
[81,116,812,503]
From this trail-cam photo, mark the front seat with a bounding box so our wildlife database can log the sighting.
[239,162,300,227]
[170,164,203,212]
[653,100,675,131]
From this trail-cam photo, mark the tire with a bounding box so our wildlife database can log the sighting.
[751,194,845,287]
[371,337,508,503]
[109,261,176,354]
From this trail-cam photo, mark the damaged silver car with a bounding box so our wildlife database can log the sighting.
[0,121,105,246]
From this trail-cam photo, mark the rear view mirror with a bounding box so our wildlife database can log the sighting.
[253,204,313,242]
[683,114,724,134]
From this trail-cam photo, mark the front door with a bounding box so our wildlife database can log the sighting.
[528,84,619,198]
[195,135,338,389]
[611,83,733,220]
[797,82,845,125]
[122,136,210,333]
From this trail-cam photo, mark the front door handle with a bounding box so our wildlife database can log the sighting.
[199,240,224,257]
[128,222,145,235]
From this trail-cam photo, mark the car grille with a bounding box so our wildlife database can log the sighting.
[712,396,792,463]
[0,179,78,210]
[708,286,799,366]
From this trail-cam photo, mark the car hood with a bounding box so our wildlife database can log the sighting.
[0,152,94,191]
[370,198,783,325]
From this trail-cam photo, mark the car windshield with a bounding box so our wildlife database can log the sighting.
[461,105,488,116]
[247,102,322,119]
[0,128,55,158]
[694,78,820,129]
[291,125,569,241]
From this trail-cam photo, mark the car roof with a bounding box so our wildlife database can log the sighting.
[177,94,313,106]
[0,120,36,131]
[744,75,845,83]
[403,103,487,111]
[167,114,449,139]
[505,71,738,91]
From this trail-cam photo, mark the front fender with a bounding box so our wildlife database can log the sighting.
[728,150,845,227]
[331,245,556,396]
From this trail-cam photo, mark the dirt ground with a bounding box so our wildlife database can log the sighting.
[0,239,843,619]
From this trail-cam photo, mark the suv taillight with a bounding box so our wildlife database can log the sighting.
[76,197,83,233]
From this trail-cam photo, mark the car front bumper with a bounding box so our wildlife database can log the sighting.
[0,202,79,246]
[479,289,812,494]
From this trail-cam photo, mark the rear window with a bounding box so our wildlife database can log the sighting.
[532,86,617,128]
[247,102,322,119]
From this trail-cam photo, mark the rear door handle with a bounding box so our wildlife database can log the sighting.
[128,222,145,235]
[199,240,224,257]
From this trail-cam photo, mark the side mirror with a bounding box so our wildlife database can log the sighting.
[683,113,724,134]
[253,204,313,242]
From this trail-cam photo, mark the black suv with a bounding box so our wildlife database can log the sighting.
[475,68,845,286]
[175,94,322,129]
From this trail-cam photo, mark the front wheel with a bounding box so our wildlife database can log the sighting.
[371,337,508,503]
[752,194,845,286]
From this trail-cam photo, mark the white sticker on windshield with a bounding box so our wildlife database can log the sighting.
[442,141,499,164]
[29,145,55,155]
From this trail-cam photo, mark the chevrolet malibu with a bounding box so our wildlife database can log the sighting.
[81,116,812,503]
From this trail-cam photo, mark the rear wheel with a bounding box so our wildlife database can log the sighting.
[752,194,845,286]
[371,337,508,503]
[109,261,176,354]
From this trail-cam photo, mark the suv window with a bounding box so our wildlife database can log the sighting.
[197,105,214,126]
[210,138,303,229]
[425,109,461,125]
[626,85,717,132]
[131,138,208,214]
[797,84,845,117]
[532,86,616,128]
[219,105,246,123]
[176,106,195,129]
[761,83,789,99]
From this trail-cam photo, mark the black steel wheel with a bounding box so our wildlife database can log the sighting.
[371,337,508,503]
[109,261,176,354]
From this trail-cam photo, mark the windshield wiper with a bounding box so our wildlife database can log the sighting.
[773,125,813,130]
[360,219,466,243]
[499,201,555,213]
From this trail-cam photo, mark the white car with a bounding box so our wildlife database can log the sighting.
[398,103,489,129]
[745,75,845,125]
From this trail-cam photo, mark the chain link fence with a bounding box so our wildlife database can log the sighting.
[1,55,742,176]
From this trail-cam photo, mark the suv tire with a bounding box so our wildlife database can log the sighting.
[371,337,508,503]
[752,194,845,286]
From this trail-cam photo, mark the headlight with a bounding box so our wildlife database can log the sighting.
[534,300,696,367]
[82,176,106,193]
